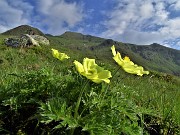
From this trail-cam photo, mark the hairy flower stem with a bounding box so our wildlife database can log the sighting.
[70,79,89,135]
[74,79,89,118]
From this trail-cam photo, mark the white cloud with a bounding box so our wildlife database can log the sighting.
[171,1,180,10]
[154,2,169,24]
[0,0,84,35]
[163,38,180,50]
[176,41,180,46]
[139,2,154,19]
[101,0,180,49]
[0,0,33,33]
[0,25,9,33]
[36,0,84,35]
[0,0,180,49]
[159,17,180,37]
[121,30,163,45]
[76,27,84,33]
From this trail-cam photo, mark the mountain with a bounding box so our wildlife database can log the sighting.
[1,25,180,76]
[1,25,45,36]
[130,43,180,75]
[92,40,180,76]
[60,31,105,42]
[48,32,180,76]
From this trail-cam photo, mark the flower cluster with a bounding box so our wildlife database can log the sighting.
[51,45,149,83]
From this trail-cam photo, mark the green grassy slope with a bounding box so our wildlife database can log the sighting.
[51,33,180,76]
[0,29,180,134]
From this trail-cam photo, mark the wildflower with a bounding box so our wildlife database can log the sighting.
[74,58,112,83]
[51,48,70,61]
[111,45,149,76]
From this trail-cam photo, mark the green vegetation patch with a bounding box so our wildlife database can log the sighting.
[0,33,180,134]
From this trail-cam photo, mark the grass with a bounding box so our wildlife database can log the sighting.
[0,34,180,134]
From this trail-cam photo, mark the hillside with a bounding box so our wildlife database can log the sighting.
[130,43,180,75]
[90,40,180,76]
[0,25,180,134]
[60,31,105,44]
[0,25,180,76]
[47,32,180,76]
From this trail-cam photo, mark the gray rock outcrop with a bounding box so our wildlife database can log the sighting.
[4,34,49,47]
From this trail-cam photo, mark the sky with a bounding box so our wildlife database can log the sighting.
[1,0,180,50]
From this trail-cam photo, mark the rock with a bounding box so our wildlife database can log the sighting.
[31,35,50,45]
[20,34,40,47]
[4,37,20,47]
[4,34,49,47]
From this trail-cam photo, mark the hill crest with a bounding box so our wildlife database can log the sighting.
[1,25,45,36]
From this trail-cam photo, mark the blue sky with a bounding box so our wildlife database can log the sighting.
[1,0,180,50]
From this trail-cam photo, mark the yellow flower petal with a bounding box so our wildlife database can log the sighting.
[83,58,96,74]
[74,58,112,83]
[111,45,116,56]
[113,52,123,66]
[51,48,70,61]
[74,60,85,74]
[111,45,149,76]
[124,56,130,62]
[51,48,59,58]
[59,53,70,60]
[97,70,112,83]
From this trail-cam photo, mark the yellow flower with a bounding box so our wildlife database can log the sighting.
[74,58,112,83]
[111,45,149,76]
[51,48,70,61]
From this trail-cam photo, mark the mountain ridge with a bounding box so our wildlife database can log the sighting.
[1,25,45,36]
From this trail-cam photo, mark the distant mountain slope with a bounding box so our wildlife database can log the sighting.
[129,43,180,75]
[1,25,45,36]
[60,31,105,42]
[50,32,180,76]
[91,40,180,76]
[56,31,105,46]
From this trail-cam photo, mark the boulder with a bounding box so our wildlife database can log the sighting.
[31,35,50,45]
[4,34,49,47]
[4,37,20,47]
[20,34,40,47]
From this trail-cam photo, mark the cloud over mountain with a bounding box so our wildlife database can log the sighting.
[0,0,84,35]
[36,0,84,34]
[0,0,180,49]
[101,0,180,49]
[0,0,32,32]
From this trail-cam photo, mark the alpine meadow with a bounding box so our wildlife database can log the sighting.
[0,25,180,135]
